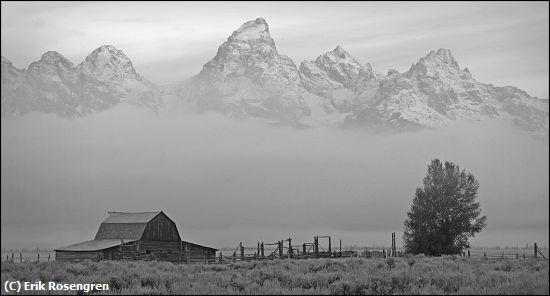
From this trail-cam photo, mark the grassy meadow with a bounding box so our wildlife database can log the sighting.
[1,255,548,295]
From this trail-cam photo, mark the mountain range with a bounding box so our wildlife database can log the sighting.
[2,18,548,136]
[1,45,161,118]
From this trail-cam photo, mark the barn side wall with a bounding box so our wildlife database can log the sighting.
[135,240,216,262]
[55,251,100,262]
[183,242,216,258]
[55,241,215,263]
[140,213,180,241]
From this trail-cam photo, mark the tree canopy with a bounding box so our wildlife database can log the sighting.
[403,159,487,256]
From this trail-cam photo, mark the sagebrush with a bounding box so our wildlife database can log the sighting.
[1,256,548,295]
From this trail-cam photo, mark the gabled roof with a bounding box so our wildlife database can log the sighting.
[55,239,137,252]
[102,211,162,223]
[93,211,163,240]
[94,223,148,240]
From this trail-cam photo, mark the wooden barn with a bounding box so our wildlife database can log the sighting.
[55,211,217,262]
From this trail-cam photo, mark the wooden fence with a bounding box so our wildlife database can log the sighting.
[3,252,53,263]
[3,241,546,265]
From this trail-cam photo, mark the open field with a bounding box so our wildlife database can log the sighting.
[1,255,548,295]
[1,252,55,263]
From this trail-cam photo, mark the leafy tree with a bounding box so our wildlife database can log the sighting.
[403,159,487,256]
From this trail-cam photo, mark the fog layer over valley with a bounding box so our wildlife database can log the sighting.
[1,106,548,250]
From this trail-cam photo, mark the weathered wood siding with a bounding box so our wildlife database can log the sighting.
[55,251,100,262]
[140,213,180,241]
[183,241,216,258]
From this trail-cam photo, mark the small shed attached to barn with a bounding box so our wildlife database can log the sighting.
[55,211,217,262]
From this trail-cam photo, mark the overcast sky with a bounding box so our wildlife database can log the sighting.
[1,1,549,99]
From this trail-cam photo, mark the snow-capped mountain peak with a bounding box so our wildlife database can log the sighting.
[325,45,356,62]
[1,19,547,138]
[79,45,137,81]
[300,46,373,93]
[228,18,273,45]
[27,51,78,84]
[38,51,73,65]
[408,48,465,78]
[177,18,309,123]
[1,45,161,118]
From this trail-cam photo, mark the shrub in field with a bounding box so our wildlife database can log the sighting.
[407,256,416,269]
[109,276,123,291]
[385,257,395,271]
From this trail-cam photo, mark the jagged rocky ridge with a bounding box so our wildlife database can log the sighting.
[176,18,311,123]
[1,45,161,117]
[175,18,548,135]
[343,48,549,133]
[2,18,548,137]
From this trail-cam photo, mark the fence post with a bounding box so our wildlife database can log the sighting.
[20,252,22,263]
[48,254,50,262]
[383,249,386,258]
[328,236,331,254]
[468,250,470,258]
[392,232,396,257]
[37,253,39,262]
[534,243,537,259]
[6,255,8,262]
[240,242,244,258]
[11,253,14,262]
[516,253,518,259]
[261,243,264,258]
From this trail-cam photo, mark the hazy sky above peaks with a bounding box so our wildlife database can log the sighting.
[1,1,549,99]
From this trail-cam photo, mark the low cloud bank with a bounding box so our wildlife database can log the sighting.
[1,106,548,249]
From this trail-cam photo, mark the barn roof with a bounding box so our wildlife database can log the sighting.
[102,211,162,223]
[55,239,137,252]
[93,211,164,240]
[183,240,218,251]
[94,223,148,240]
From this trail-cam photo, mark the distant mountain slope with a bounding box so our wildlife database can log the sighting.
[299,45,379,114]
[173,18,547,136]
[1,45,161,118]
[2,19,547,137]
[343,49,549,134]
[175,18,311,124]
